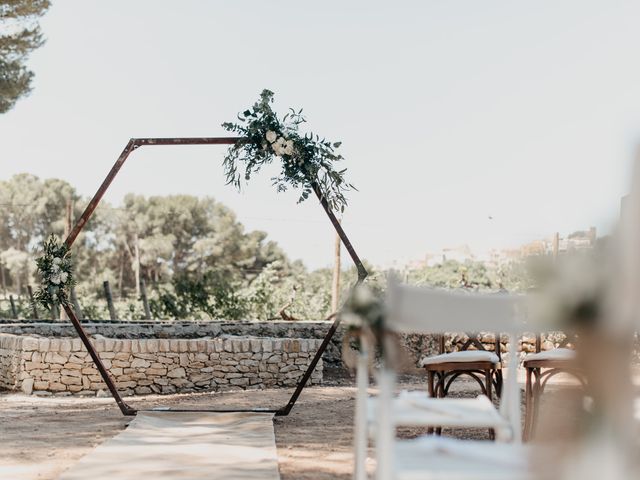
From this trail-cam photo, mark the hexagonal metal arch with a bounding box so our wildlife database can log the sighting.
[61,137,367,416]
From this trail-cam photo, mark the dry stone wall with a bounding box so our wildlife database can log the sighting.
[0,320,575,373]
[0,333,322,396]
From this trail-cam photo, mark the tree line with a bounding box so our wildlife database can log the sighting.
[0,173,537,321]
[0,173,369,320]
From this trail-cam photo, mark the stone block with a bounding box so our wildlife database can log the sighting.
[248,339,260,352]
[71,338,84,352]
[131,358,151,369]
[34,381,49,390]
[158,339,170,352]
[63,363,82,370]
[267,355,281,364]
[22,337,39,351]
[229,377,249,386]
[146,339,159,353]
[167,367,186,378]
[21,377,34,395]
[49,382,67,391]
[38,338,51,351]
[45,352,67,365]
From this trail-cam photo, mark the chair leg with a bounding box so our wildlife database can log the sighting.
[530,368,542,439]
[484,369,495,440]
[435,372,445,435]
[427,370,435,398]
[493,369,503,398]
[427,370,435,434]
[524,367,533,441]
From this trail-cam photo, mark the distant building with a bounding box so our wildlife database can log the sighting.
[406,227,598,270]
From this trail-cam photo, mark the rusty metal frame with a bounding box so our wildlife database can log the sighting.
[62,137,367,416]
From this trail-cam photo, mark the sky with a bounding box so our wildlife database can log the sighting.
[1,1,639,270]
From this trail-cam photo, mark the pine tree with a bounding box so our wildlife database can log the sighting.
[0,0,50,113]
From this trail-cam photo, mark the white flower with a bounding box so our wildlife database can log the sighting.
[272,137,286,156]
[266,130,277,143]
[52,257,62,265]
[59,272,68,283]
[283,140,294,156]
[50,275,61,285]
[52,264,60,272]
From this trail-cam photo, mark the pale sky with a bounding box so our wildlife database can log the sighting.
[1,1,638,269]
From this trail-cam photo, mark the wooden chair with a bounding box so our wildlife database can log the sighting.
[353,280,532,480]
[522,333,585,440]
[422,331,503,404]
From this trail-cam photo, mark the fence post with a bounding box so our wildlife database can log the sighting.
[140,279,151,320]
[71,287,83,321]
[103,280,117,321]
[27,285,38,319]
[9,295,17,319]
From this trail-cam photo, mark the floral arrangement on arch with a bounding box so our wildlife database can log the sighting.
[34,234,75,310]
[341,284,405,369]
[222,89,355,213]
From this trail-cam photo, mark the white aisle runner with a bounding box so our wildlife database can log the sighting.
[59,412,281,480]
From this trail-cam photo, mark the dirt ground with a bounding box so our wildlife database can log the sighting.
[0,370,578,480]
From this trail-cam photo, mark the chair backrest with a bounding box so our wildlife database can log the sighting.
[386,276,525,335]
[384,276,526,444]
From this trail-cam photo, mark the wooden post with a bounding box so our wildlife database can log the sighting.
[331,221,342,313]
[103,280,117,321]
[70,287,83,321]
[134,233,141,298]
[0,262,6,297]
[9,295,17,319]
[552,232,560,260]
[140,279,151,320]
[27,285,38,319]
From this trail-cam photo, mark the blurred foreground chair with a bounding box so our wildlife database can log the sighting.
[522,333,585,441]
[353,280,532,480]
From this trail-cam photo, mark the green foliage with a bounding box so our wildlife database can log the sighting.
[222,89,355,212]
[150,272,248,321]
[0,0,50,113]
[33,235,74,310]
[407,258,533,292]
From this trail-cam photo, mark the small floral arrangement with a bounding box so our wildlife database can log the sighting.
[34,234,75,310]
[222,89,355,213]
[341,285,386,333]
[341,285,405,369]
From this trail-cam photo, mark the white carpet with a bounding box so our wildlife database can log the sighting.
[59,412,280,480]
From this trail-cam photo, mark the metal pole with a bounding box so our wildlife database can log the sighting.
[62,304,135,415]
[56,137,366,417]
[277,184,368,416]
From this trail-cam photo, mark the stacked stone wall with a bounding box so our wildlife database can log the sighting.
[0,333,322,396]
